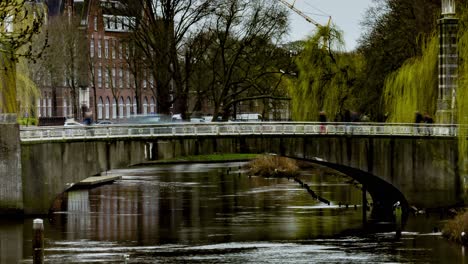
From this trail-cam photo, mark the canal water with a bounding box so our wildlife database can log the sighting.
[0,162,465,263]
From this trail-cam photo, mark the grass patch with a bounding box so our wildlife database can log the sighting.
[442,210,468,245]
[245,155,300,178]
[155,153,260,163]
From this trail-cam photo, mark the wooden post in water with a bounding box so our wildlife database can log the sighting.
[33,219,44,264]
[394,202,403,239]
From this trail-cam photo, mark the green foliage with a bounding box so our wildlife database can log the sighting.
[289,24,364,121]
[0,53,17,113]
[17,57,40,116]
[0,1,46,114]
[457,11,468,177]
[383,35,438,123]
[17,117,38,126]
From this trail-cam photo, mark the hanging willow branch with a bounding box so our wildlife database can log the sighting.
[0,1,47,114]
[288,24,363,121]
[383,34,438,123]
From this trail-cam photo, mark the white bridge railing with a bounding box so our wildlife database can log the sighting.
[19,122,463,142]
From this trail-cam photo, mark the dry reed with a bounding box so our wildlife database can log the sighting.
[246,155,299,177]
[442,210,468,245]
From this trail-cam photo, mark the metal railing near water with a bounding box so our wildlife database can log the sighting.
[19,122,464,142]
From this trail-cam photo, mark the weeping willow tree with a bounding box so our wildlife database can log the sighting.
[288,24,364,121]
[0,1,46,114]
[383,35,438,123]
[457,15,468,186]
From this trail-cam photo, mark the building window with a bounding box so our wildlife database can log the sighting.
[119,67,123,88]
[94,16,97,31]
[126,70,130,88]
[119,43,123,59]
[104,39,109,59]
[105,97,110,119]
[90,38,94,58]
[143,70,147,89]
[36,98,41,118]
[109,17,115,30]
[105,69,109,88]
[42,97,47,117]
[126,97,131,117]
[97,66,102,88]
[97,39,102,58]
[149,74,154,88]
[112,67,116,88]
[112,98,117,119]
[112,39,116,59]
[119,97,124,118]
[143,97,148,115]
[63,98,67,117]
[150,97,155,114]
[98,97,103,119]
[133,97,137,115]
[47,98,52,117]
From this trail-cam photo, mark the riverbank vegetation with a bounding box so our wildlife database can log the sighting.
[442,210,468,245]
[245,155,299,178]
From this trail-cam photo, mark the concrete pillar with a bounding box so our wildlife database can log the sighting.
[0,114,23,214]
[436,0,458,124]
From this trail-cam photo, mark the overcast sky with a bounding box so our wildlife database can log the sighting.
[282,0,375,51]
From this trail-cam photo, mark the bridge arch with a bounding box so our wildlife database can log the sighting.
[298,158,409,221]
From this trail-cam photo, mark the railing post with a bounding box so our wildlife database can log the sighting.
[33,219,44,264]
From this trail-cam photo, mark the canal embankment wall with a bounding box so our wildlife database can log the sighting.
[0,115,23,214]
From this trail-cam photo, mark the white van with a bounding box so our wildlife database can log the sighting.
[235,113,262,122]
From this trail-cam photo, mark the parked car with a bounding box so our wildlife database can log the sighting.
[190,117,205,123]
[125,114,172,124]
[235,113,262,122]
[93,120,113,125]
[64,119,84,127]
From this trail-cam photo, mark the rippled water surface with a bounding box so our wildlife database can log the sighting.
[0,162,465,263]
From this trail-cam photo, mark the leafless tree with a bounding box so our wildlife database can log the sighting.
[110,0,215,118]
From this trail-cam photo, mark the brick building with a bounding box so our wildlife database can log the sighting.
[38,0,155,122]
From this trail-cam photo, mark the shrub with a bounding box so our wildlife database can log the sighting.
[17,117,38,126]
[246,155,299,178]
[442,210,468,245]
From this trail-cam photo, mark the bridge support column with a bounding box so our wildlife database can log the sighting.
[0,114,23,214]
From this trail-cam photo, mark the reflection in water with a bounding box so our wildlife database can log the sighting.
[58,163,365,245]
[0,162,465,263]
[0,220,22,264]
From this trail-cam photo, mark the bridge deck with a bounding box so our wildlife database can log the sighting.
[19,122,463,142]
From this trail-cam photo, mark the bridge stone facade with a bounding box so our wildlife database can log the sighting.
[0,122,464,216]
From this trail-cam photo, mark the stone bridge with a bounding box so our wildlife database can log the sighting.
[1,117,465,220]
